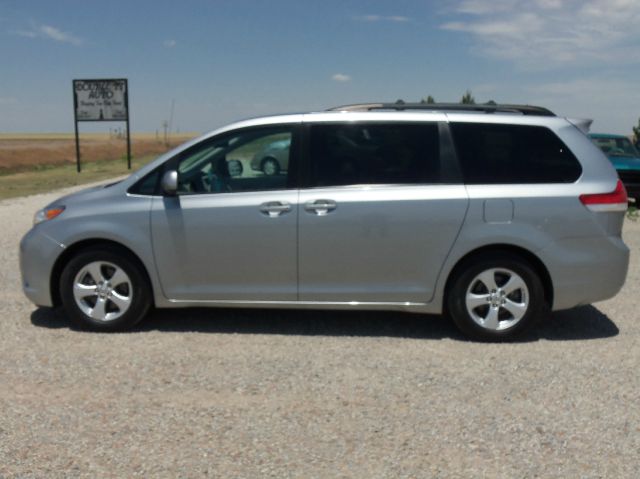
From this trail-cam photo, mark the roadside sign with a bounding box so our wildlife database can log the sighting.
[72,78,131,172]
[74,79,128,121]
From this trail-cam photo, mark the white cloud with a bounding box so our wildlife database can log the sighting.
[331,73,351,82]
[15,30,37,38]
[163,39,177,48]
[443,13,542,37]
[356,14,410,23]
[14,23,82,45]
[536,0,563,9]
[387,15,410,22]
[455,0,518,15]
[441,0,640,69]
[40,25,81,45]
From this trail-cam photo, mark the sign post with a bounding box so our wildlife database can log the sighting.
[72,79,130,172]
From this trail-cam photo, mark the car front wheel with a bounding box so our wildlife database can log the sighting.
[60,246,151,331]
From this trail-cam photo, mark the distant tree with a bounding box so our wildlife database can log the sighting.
[395,99,406,105]
[633,117,640,145]
[486,99,497,105]
[461,90,475,104]
[422,95,435,104]
[460,90,476,105]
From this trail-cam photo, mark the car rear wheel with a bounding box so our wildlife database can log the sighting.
[261,157,280,176]
[60,246,151,331]
[446,252,546,341]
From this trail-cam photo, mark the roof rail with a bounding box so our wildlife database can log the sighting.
[328,102,556,116]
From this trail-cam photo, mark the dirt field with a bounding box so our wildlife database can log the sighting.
[1,183,639,477]
[0,133,197,173]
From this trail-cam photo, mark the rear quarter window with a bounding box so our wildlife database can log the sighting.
[450,123,582,184]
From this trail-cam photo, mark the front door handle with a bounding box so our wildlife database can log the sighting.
[304,199,337,216]
[259,201,291,218]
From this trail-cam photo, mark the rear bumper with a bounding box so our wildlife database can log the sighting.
[539,235,629,310]
[19,228,64,307]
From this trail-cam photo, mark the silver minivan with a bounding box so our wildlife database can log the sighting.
[20,103,630,340]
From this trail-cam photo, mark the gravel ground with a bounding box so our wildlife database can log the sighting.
[1,184,639,478]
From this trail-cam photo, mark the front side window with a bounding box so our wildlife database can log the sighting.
[307,123,443,187]
[129,169,161,195]
[451,123,582,184]
[176,127,294,194]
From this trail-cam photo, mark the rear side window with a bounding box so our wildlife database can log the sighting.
[308,123,445,187]
[450,123,582,184]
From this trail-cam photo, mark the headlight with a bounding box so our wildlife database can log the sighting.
[34,206,65,225]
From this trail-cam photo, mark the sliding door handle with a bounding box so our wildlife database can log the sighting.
[304,199,337,216]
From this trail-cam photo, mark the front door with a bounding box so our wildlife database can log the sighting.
[151,125,300,301]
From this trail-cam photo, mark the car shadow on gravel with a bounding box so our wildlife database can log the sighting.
[31,304,618,342]
[524,306,620,341]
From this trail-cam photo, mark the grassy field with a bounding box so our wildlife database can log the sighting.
[0,132,196,172]
[0,155,156,200]
[0,132,198,200]
[0,132,190,141]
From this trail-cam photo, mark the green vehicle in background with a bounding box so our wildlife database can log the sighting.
[589,133,640,203]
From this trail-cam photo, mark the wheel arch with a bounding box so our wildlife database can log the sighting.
[443,244,554,308]
[50,238,155,308]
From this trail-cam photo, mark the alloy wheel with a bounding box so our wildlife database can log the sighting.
[72,261,133,322]
[465,268,529,331]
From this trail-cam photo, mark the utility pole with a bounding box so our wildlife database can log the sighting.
[168,99,175,144]
[162,120,169,146]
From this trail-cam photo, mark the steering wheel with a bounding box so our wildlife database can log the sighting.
[200,171,232,193]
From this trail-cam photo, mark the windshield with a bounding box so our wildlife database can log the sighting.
[591,136,640,158]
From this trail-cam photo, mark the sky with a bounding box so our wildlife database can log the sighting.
[1,0,639,135]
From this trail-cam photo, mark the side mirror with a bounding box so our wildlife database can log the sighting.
[161,170,178,196]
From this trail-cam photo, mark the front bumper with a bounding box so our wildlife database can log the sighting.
[19,228,65,307]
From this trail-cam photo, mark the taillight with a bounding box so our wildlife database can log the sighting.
[579,179,628,212]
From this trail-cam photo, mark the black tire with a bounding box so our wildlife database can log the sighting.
[59,246,152,331]
[261,157,280,176]
[446,252,546,341]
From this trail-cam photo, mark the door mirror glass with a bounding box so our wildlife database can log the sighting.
[161,170,178,196]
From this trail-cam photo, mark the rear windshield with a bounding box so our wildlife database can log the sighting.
[451,123,582,184]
